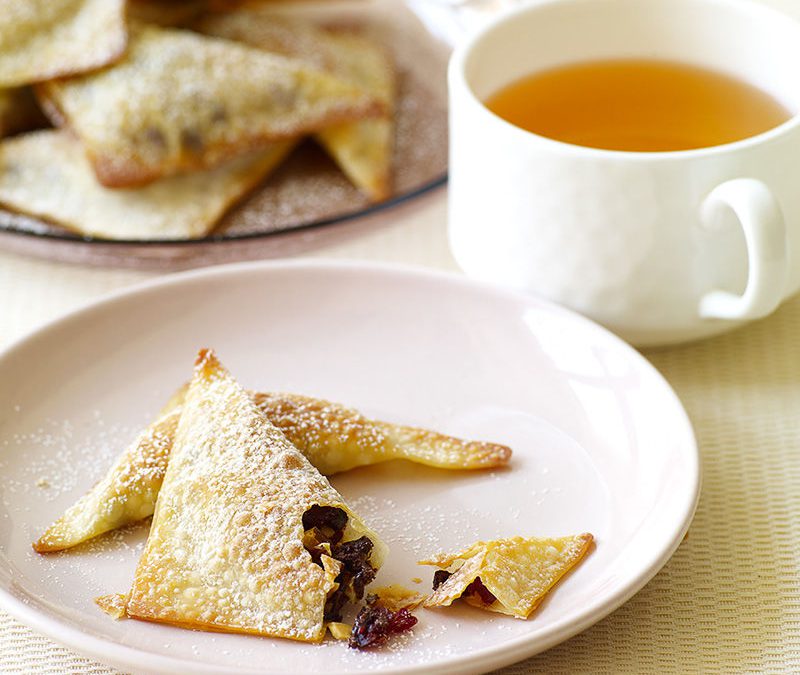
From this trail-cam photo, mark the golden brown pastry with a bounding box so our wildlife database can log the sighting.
[34,387,511,553]
[254,392,511,474]
[0,130,295,240]
[420,535,593,619]
[33,391,183,554]
[194,12,395,201]
[37,23,385,187]
[122,350,387,641]
[0,0,127,87]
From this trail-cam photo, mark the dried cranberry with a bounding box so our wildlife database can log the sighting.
[430,570,496,604]
[432,569,452,590]
[348,604,418,649]
[463,577,496,605]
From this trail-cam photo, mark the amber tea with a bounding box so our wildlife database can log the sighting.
[485,59,792,152]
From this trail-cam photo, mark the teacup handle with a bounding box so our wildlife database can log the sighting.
[698,178,788,321]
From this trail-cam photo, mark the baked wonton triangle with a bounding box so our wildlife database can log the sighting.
[194,13,395,201]
[33,387,510,552]
[420,534,593,619]
[0,0,127,87]
[0,130,295,239]
[32,392,184,554]
[37,23,384,187]
[124,350,387,641]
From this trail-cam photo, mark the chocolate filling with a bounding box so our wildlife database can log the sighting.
[303,505,347,544]
[302,505,378,622]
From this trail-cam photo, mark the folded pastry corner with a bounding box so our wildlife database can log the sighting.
[194,12,396,202]
[38,23,384,187]
[254,392,512,474]
[313,32,395,203]
[0,0,127,88]
[419,534,593,619]
[123,349,387,641]
[32,388,184,553]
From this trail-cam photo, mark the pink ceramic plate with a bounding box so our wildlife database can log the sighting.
[0,261,699,673]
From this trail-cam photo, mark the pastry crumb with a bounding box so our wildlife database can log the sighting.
[371,584,425,611]
[327,621,351,641]
[95,593,129,620]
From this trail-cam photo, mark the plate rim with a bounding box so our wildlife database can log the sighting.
[0,259,701,674]
[0,174,448,247]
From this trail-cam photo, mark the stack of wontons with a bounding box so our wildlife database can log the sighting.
[0,0,397,240]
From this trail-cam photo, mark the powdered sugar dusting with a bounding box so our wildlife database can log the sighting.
[255,392,512,474]
[348,494,508,560]
[0,415,132,503]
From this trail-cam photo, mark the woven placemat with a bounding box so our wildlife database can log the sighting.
[3,293,800,673]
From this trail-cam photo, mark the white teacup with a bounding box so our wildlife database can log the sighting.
[447,0,800,346]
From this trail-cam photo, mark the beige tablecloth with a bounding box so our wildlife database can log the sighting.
[2,184,800,673]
